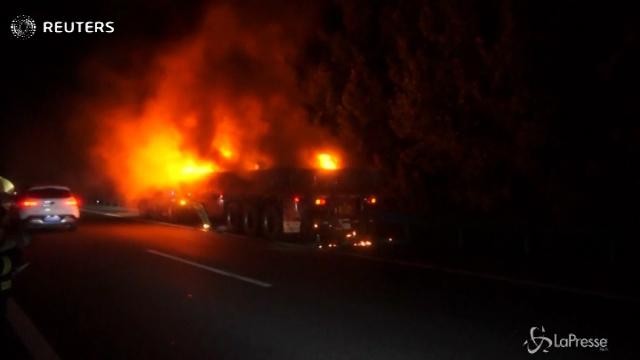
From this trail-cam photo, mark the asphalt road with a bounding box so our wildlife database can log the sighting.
[9,212,639,359]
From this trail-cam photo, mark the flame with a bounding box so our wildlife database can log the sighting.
[95,114,218,202]
[90,4,345,203]
[316,152,340,170]
[219,148,234,159]
[180,162,216,179]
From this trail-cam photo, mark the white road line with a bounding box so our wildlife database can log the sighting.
[146,249,272,288]
[90,208,632,301]
[341,253,638,303]
[6,298,61,360]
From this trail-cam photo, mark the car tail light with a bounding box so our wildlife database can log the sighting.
[365,196,377,205]
[293,196,300,204]
[20,198,39,207]
[66,197,79,206]
[314,197,327,206]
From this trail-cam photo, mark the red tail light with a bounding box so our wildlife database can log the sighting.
[293,196,300,204]
[314,197,327,206]
[66,197,79,206]
[20,199,39,207]
[365,196,377,205]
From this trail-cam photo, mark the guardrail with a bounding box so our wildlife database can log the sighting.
[82,205,139,217]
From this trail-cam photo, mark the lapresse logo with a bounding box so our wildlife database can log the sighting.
[523,326,608,354]
[10,15,114,39]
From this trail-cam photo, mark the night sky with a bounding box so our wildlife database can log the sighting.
[2,0,206,177]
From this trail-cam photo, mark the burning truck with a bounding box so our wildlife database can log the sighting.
[86,5,391,246]
[137,160,382,247]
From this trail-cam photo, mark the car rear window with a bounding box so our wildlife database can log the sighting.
[26,188,72,198]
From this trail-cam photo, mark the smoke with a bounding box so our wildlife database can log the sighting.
[86,2,341,202]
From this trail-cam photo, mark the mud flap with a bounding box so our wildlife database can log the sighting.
[283,220,301,234]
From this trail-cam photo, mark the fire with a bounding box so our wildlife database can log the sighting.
[94,114,218,202]
[219,148,234,159]
[90,4,346,203]
[316,152,340,170]
[127,126,216,188]
[180,162,216,179]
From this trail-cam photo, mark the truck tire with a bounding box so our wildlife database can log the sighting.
[262,207,282,241]
[225,202,242,233]
[242,205,260,237]
[163,206,174,222]
[138,200,150,218]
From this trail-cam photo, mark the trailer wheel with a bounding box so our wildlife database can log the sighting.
[163,206,174,222]
[138,200,150,218]
[243,205,260,237]
[262,207,282,241]
[225,202,242,233]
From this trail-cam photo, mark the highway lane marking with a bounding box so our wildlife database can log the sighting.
[146,249,273,288]
[6,298,61,360]
[340,253,638,303]
[87,208,633,301]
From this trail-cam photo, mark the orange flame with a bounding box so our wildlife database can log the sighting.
[95,114,217,201]
[316,152,340,170]
[90,4,345,203]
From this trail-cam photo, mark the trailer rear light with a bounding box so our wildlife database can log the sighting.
[66,197,79,206]
[314,197,326,206]
[365,196,377,205]
[20,199,39,207]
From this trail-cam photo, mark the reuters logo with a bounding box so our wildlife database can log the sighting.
[10,15,36,39]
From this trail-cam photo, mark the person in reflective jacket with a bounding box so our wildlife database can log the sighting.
[0,176,29,318]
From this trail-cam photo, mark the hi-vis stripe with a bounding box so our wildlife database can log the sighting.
[1,279,11,291]
[1,255,11,276]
